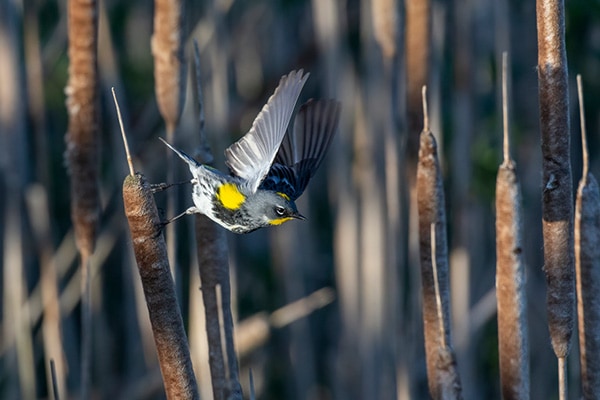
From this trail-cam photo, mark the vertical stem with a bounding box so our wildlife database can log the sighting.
[191,41,241,400]
[221,268,242,398]
[123,174,199,399]
[152,0,185,284]
[574,74,600,399]
[195,218,228,400]
[536,0,574,363]
[65,0,100,257]
[80,252,91,399]
[495,52,530,400]
[558,357,567,400]
[577,75,588,178]
[502,53,510,165]
[416,87,462,400]
[405,0,431,165]
[65,0,100,396]
[50,359,60,400]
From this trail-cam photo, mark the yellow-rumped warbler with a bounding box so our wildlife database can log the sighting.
[160,70,341,233]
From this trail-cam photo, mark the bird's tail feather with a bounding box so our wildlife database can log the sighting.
[159,137,200,168]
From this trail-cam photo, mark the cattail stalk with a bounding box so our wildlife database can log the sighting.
[115,90,199,400]
[192,42,242,400]
[152,0,185,128]
[66,0,100,256]
[536,2,574,398]
[152,0,186,280]
[192,42,226,400]
[416,86,462,399]
[65,0,100,396]
[123,174,199,399]
[405,0,431,163]
[575,75,600,399]
[495,52,529,400]
[194,218,230,400]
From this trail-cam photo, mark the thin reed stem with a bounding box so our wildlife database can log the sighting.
[502,52,510,165]
[574,74,600,399]
[577,75,588,178]
[112,87,134,176]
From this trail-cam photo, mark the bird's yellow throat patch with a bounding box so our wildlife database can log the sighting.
[216,183,246,210]
[269,217,293,226]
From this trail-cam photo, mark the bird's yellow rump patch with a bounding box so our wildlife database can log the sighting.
[277,192,290,201]
[216,183,246,210]
[269,217,293,226]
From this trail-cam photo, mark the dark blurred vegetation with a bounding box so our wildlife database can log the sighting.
[1,0,600,399]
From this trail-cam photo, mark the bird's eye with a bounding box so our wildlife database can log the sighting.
[275,206,285,216]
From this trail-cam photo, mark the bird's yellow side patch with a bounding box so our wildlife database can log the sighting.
[216,183,246,210]
[277,192,290,201]
[269,217,293,226]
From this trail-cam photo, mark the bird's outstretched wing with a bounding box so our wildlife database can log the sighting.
[260,99,341,201]
[225,70,309,193]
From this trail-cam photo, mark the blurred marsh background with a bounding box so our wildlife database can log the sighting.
[1,0,600,399]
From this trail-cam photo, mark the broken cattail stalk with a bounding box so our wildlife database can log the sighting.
[123,173,199,400]
[495,52,530,400]
[192,41,242,400]
[195,217,230,400]
[575,74,600,399]
[416,86,462,399]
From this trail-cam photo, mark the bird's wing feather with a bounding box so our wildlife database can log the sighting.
[225,70,309,193]
[261,99,341,200]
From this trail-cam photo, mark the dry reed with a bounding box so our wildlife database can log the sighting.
[536,0,574,397]
[574,75,600,399]
[495,52,530,400]
[416,86,462,399]
[65,0,100,396]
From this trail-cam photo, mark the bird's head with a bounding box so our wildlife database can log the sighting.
[251,191,305,226]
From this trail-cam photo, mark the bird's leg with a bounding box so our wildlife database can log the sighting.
[150,180,192,193]
[161,206,198,226]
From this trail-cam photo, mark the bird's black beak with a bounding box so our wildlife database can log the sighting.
[294,212,307,221]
